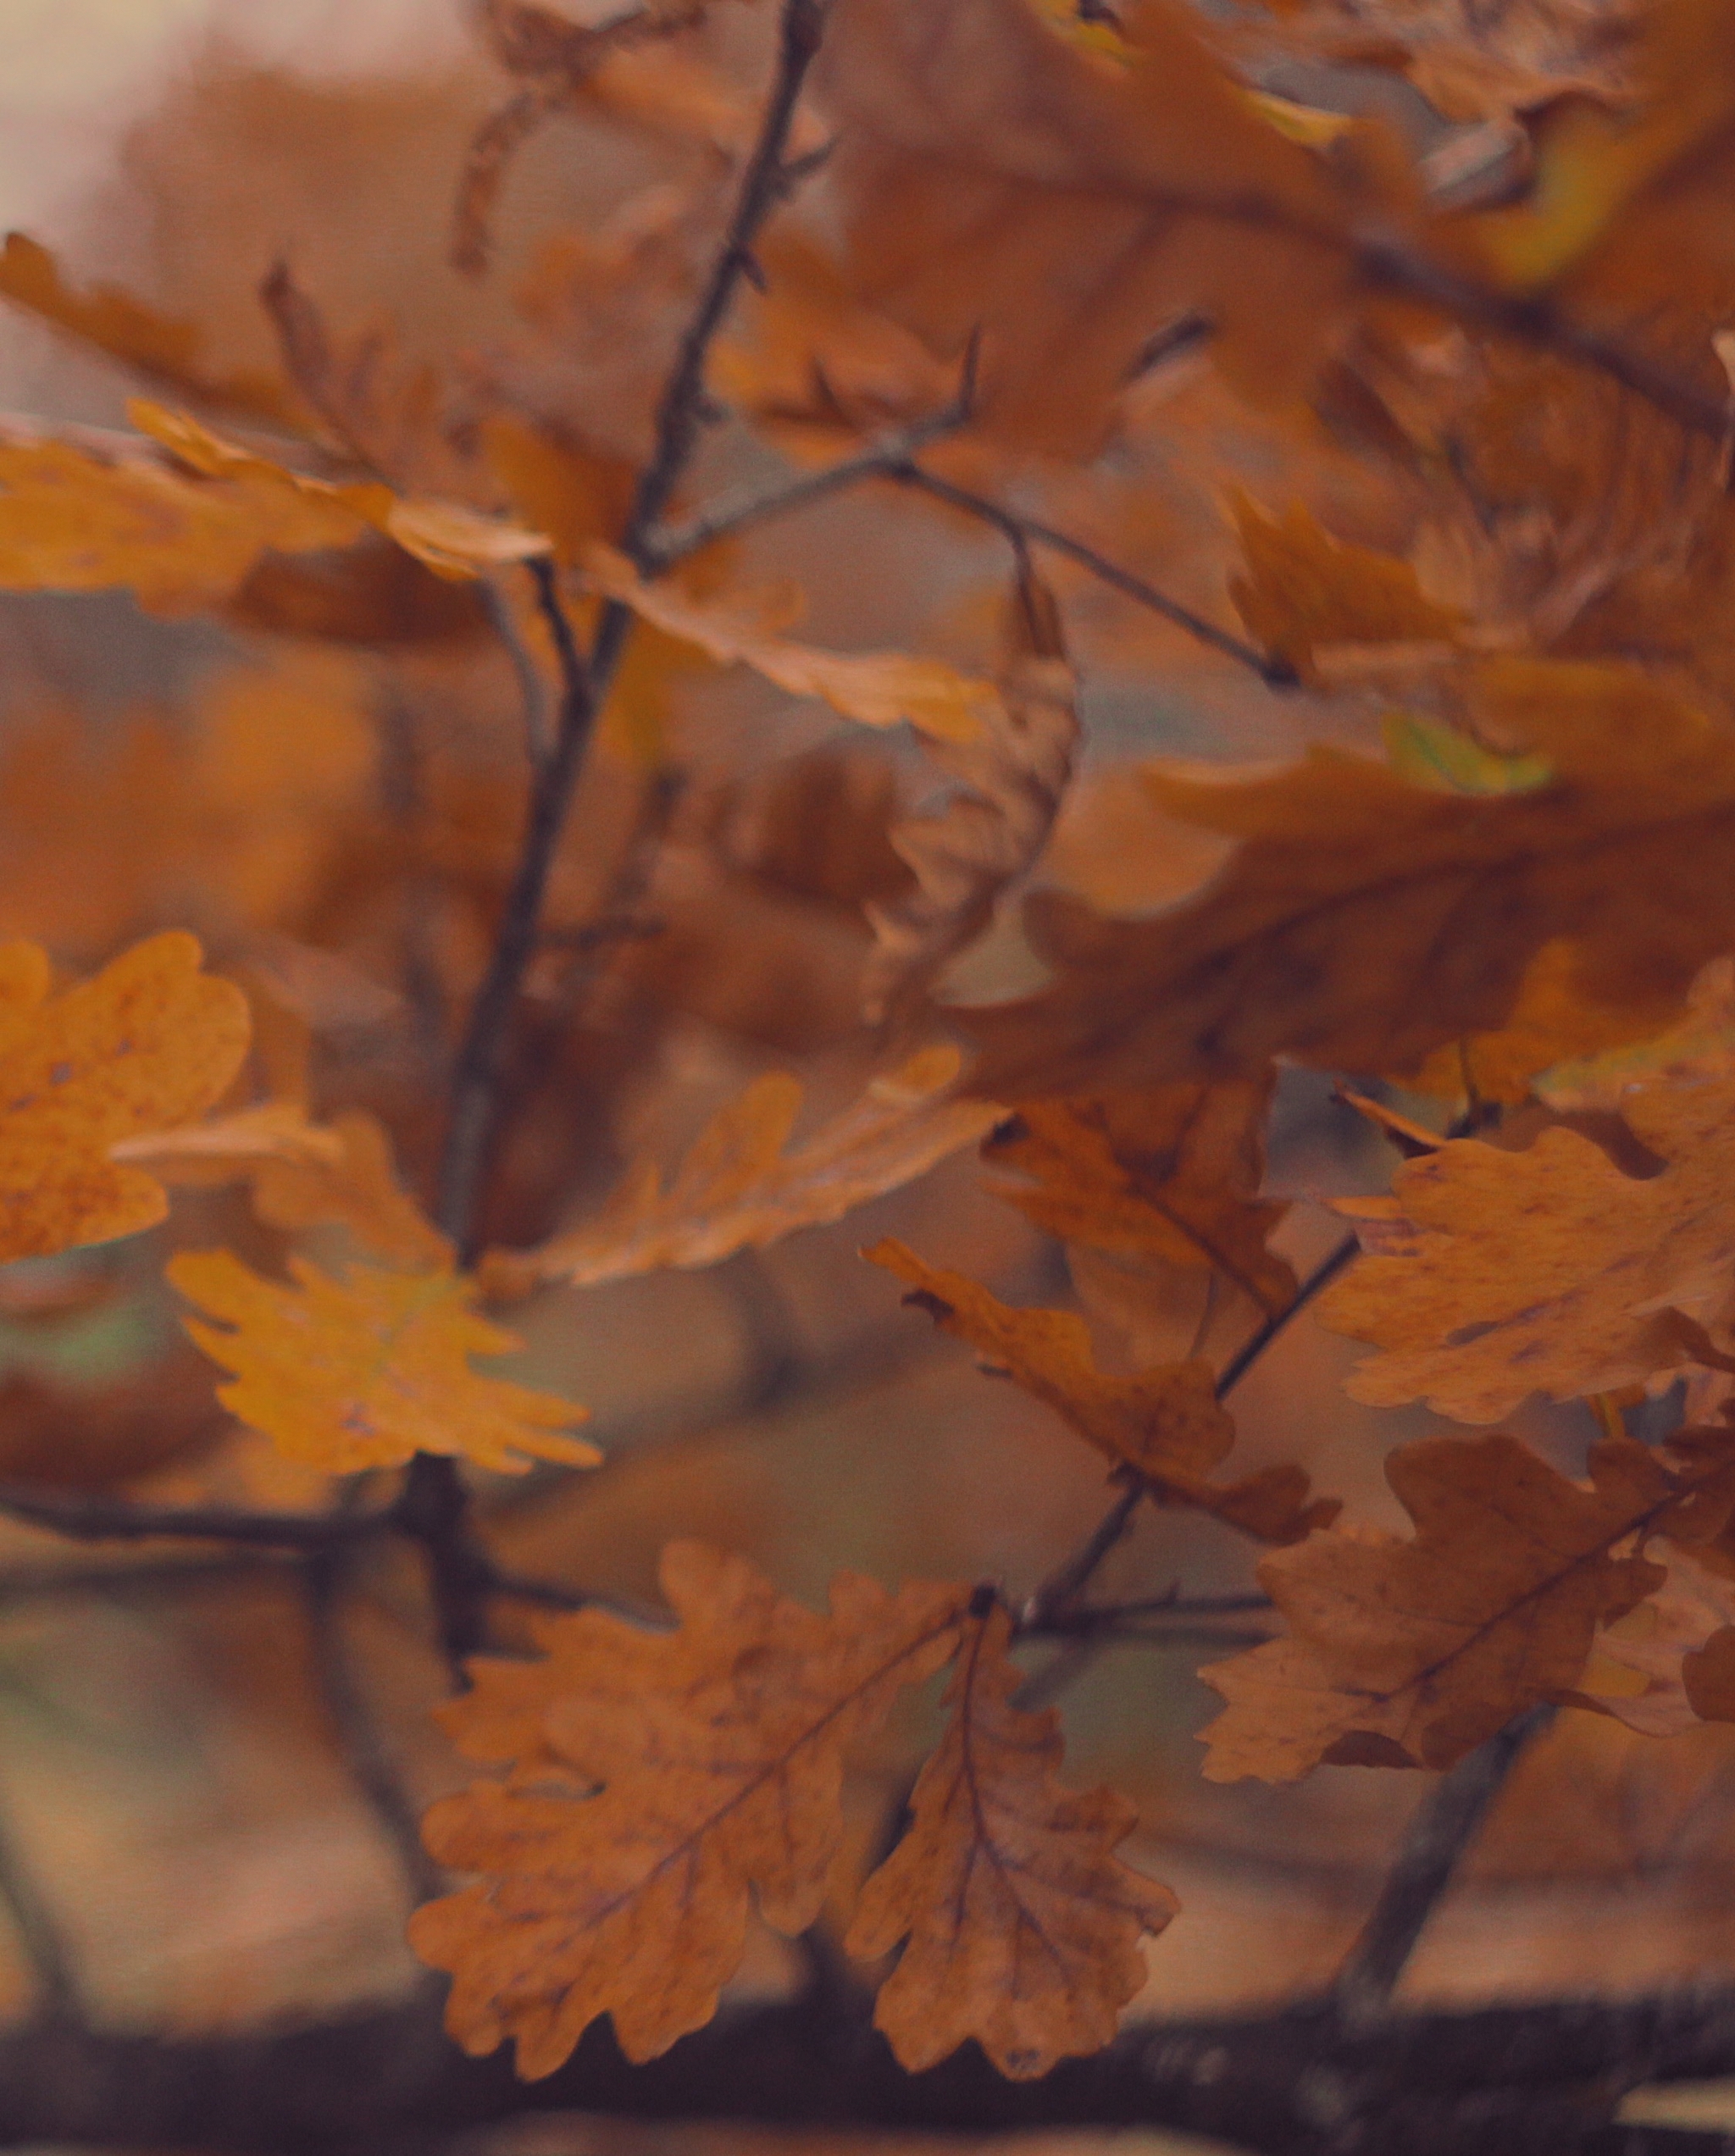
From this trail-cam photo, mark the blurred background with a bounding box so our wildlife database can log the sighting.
[0,8,1732,2155]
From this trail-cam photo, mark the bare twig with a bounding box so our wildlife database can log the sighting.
[891,463,1297,685]
[1334,1704,1555,2028]
[1214,1230,1360,1401]
[640,374,976,570]
[302,1549,445,1902]
[0,1486,390,1550]
[481,575,552,765]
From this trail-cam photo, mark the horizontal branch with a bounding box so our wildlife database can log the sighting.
[0,1486,391,1550]
[1,1976,1732,2153]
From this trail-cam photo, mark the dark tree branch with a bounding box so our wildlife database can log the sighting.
[1214,1230,1361,1402]
[1334,1705,1555,2028]
[890,463,1297,685]
[0,1977,1732,2152]
[0,1486,389,1550]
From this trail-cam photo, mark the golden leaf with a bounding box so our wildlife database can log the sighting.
[1198,1431,1735,1781]
[410,1542,964,2073]
[0,933,247,1263]
[868,1239,1334,1543]
[982,1075,1297,1318]
[249,1111,454,1272]
[1320,1056,1735,1422]
[961,661,1735,1099]
[846,1600,1175,2079]
[167,1249,595,1475]
[110,1101,345,1182]
[581,545,1001,745]
[480,1047,998,1299]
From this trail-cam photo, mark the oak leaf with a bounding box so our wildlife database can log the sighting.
[410,1542,964,2073]
[1228,494,1462,679]
[480,1046,998,1299]
[864,561,1078,1022]
[0,232,302,429]
[1577,1549,1735,1737]
[581,546,1001,745]
[0,933,248,1263]
[846,1601,1176,2078]
[868,1239,1334,1543]
[982,1075,1297,1318]
[960,661,1735,1099]
[1319,1058,1735,1422]
[1199,1431,1735,1781]
[248,1111,454,1272]
[167,1249,595,1475]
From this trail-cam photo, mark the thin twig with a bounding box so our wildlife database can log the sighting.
[1022,1589,1274,1636]
[302,1549,445,1902]
[891,463,1296,685]
[1215,1231,1360,1402]
[482,575,552,766]
[640,380,974,571]
[1333,1704,1555,2028]
[485,1568,670,1627]
[0,1485,391,1549]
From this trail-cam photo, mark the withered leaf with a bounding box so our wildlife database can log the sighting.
[1577,1549,1735,1737]
[582,546,1002,745]
[1198,1431,1735,1781]
[846,1601,1176,2079]
[0,933,247,1263]
[410,1542,964,2073]
[1320,1057,1735,1422]
[982,1074,1297,1319]
[168,1249,594,1476]
[480,1046,998,1299]
[868,1239,1334,1544]
[864,560,1078,1022]
[960,662,1735,1099]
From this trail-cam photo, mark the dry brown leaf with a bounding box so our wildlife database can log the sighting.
[0,934,248,1264]
[1577,1549,1735,1736]
[1199,1431,1735,1781]
[168,1248,594,1476]
[846,1600,1176,2078]
[1320,1056,1735,1422]
[982,1074,1297,1319]
[818,0,1361,450]
[960,661,1735,1100]
[480,1046,998,1299]
[1228,492,1463,679]
[0,233,302,428]
[410,1542,964,2073]
[581,545,1003,745]
[864,561,1078,1022]
[868,1239,1335,1544]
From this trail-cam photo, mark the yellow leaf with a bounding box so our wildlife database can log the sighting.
[846,1600,1175,2078]
[480,1047,998,1299]
[249,1110,454,1272]
[0,932,247,1263]
[410,1543,965,2073]
[168,1248,595,1475]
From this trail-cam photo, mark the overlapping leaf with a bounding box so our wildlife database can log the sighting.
[1320,1056,1735,1422]
[982,1075,1297,1319]
[869,1240,1334,1543]
[846,1602,1175,2079]
[961,661,1735,1099]
[1200,1431,1735,1781]
[411,1543,964,2073]
[481,1047,998,1298]
[168,1249,594,1475]
[0,933,247,1262]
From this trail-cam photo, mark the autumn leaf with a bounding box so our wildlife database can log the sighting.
[960,660,1735,1099]
[1575,1549,1735,1737]
[1199,1430,1735,1781]
[480,1046,998,1298]
[110,1101,345,1183]
[868,1239,1334,1543]
[410,1542,964,2073]
[0,932,247,1264]
[818,0,1361,449]
[0,232,303,428]
[864,560,1078,1021]
[581,545,1002,745]
[846,1600,1176,2078]
[1319,1056,1735,1422]
[982,1074,1297,1319]
[248,1111,454,1272]
[167,1249,594,1475]
[1228,493,1462,679]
